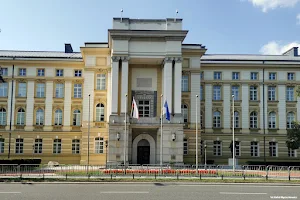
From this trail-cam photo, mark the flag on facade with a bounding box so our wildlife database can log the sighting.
[131,97,139,119]
[164,99,170,121]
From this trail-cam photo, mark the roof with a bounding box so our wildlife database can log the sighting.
[201,54,300,62]
[0,50,82,59]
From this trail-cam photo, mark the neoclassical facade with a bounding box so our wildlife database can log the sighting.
[0,18,299,165]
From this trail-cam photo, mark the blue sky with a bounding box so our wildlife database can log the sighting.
[0,0,299,54]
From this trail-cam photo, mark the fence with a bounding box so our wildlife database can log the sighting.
[0,164,300,181]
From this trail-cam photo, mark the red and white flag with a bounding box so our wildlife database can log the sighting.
[131,97,139,119]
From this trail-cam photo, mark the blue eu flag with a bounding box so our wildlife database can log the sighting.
[164,100,170,121]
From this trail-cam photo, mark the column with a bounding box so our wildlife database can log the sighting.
[25,81,34,131]
[6,81,16,130]
[82,71,95,122]
[44,81,53,131]
[242,84,249,132]
[174,57,182,115]
[121,57,129,114]
[163,57,173,114]
[190,72,200,126]
[107,70,111,118]
[63,81,72,131]
[111,56,119,114]
[278,85,286,130]
[205,84,212,129]
[223,84,230,130]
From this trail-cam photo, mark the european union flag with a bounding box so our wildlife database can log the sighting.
[164,100,170,121]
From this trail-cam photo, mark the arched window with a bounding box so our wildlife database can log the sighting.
[234,111,239,128]
[54,109,63,125]
[181,104,188,123]
[287,112,295,129]
[72,110,81,126]
[268,112,276,128]
[0,108,6,125]
[250,111,258,129]
[95,137,104,154]
[16,108,25,125]
[36,108,44,125]
[213,111,221,128]
[96,104,105,122]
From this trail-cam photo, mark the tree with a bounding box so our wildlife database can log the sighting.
[286,122,300,150]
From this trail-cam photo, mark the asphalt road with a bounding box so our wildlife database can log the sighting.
[0,182,299,200]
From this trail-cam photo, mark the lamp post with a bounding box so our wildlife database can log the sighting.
[105,140,108,168]
[204,143,207,169]
[195,95,199,174]
[232,94,235,172]
[87,94,91,174]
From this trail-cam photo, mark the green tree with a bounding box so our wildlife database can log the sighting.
[286,122,300,150]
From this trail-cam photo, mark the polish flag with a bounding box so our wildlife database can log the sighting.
[131,97,139,119]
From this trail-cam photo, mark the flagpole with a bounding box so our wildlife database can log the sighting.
[160,94,163,168]
[124,94,127,169]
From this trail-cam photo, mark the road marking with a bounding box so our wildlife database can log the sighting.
[0,192,21,194]
[220,192,267,195]
[100,191,149,194]
[178,185,300,188]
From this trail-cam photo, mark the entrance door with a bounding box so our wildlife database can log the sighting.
[137,146,150,165]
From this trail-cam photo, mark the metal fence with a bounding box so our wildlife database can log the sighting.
[0,164,300,181]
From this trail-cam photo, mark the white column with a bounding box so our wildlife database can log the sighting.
[163,58,173,113]
[242,84,249,130]
[121,57,129,114]
[82,71,95,122]
[63,81,72,131]
[111,57,119,114]
[25,81,34,131]
[174,58,182,114]
[205,84,212,129]
[107,70,111,117]
[278,85,286,130]
[44,81,53,131]
[260,85,268,130]
[190,73,200,125]
[6,81,16,130]
[223,84,230,129]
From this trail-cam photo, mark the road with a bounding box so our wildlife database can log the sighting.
[0,182,299,200]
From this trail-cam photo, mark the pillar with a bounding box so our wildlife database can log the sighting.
[163,57,173,114]
[174,57,182,115]
[25,81,34,131]
[111,56,119,114]
[121,57,129,114]
[44,81,53,131]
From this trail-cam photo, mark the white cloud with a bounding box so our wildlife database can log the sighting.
[247,0,300,12]
[297,14,300,24]
[259,41,300,55]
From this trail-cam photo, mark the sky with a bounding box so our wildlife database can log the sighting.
[0,0,299,55]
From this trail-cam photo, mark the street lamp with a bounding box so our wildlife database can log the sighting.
[232,94,235,172]
[195,95,199,174]
[105,140,108,168]
[204,142,207,169]
[87,94,91,174]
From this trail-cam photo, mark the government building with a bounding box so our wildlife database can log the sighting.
[0,17,299,165]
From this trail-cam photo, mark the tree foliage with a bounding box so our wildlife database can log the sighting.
[286,122,300,150]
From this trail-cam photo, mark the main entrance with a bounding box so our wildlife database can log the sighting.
[137,139,150,165]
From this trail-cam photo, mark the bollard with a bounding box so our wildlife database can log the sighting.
[66,173,68,180]
[200,174,201,180]
[155,173,156,180]
[111,174,112,180]
[133,174,134,179]
[288,167,291,181]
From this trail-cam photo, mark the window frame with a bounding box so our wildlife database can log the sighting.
[269,72,276,80]
[232,72,239,80]
[72,139,80,154]
[36,83,45,98]
[56,69,64,77]
[73,83,82,98]
[95,137,104,154]
[0,83,8,97]
[250,72,258,80]
[36,108,44,125]
[287,72,295,81]
[250,141,259,157]
[55,83,64,98]
[96,103,105,122]
[74,70,82,77]
[286,87,294,101]
[213,72,222,80]
[37,69,45,77]
[213,85,221,100]
[181,75,189,92]
[19,68,26,76]
[183,138,188,155]
[53,139,62,154]
[96,74,106,90]
[268,86,276,101]
[213,141,222,156]
[15,138,24,154]
[213,111,221,128]
[34,138,43,154]
[269,141,277,157]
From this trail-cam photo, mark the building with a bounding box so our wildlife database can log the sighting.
[0,17,299,165]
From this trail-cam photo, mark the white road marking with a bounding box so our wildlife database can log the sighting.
[178,185,300,188]
[220,192,267,195]
[0,192,21,194]
[100,191,149,194]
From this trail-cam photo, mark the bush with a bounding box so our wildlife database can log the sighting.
[0,159,41,165]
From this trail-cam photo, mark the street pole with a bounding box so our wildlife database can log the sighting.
[124,94,127,169]
[87,94,91,174]
[263,67,266,166]
[8,64,14,159]
[160,94,163,169]
[105,140,108,168]
[204,143,207,169]
[196,95,199,174]
[232,94,235,172]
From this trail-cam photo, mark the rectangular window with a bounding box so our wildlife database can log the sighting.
[213,85,221,100]
[214,72,222,80]
[269,142,277,157]
[15,138,24,154]
[286,87,294,101]
[288,148,296,157]
[235,141,241,156]
[0,138,4,154]
[53,139,62,154]
[18,83,27,97]
[0,83,8,97]
[232,86,239,100]
[234,111,239,128]
[251,141,259,157]
[268,86,276,101]
[200,85,204,100]
[55,83,64,98]
[287,73,295,81]
[213,141,222,156]
[1,68,8,76]
[19,68,26,76]
[183,138,188,155]
[36,83,45,98]
[74,70,82,77]
[269,72,276,80]
[250,72,258,80]
[34,139,43,154]
[37,69,45,76]
[56,69,64,77]
[73,84,82,98]
[138,100,150,117]
[181,75,189,92]
[232,72,239,80]
[249,86,257,101]
[72,139,80,154]
[95,137,104,154]
[96,74,106,90]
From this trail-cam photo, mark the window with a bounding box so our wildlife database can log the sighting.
[96,103,105,121]
[53,139,62,154]
[56,69,64,77]
[96,74,106,90]
[0,108,6,126]
[36,83,45,98]
[19,68,26,76]
[72,139,80,154]
[200,112,204,128]
[251,141,259,157]
[268,112,276,129]
[181,104,188,123]
[232,86,239,100]
[269,72,276,80]
[0,83,8,97]
[200,85,204,100]
[269,142,277,157]
[54,109,63,125]
[250,111,258,129]
[287,112,295,129]
[74,84,82,98]
[37,69,45,76]
[250,72,258,80]
[138,100,150,117]
[36,109,44,125]
[214,72,222,80]
[74,70,82,77]
[15,138,24,154]
[288,73,295,81]
[268,86,276,101]
[73,110,81,126]
[1,68,8,76]
[183,138,188,155]
[232,72,239,80]
[213,141,222,156]
[16,108,25,125]
[213,85,221,100]
[181,75,189,92]
[18,82,27,97]
[200,72,204,80]
[233,111,239,128]
[235,141,241,156]
[200,140,203,155]
[55,83,64,98]
[286,87,294,101]
[95,137,104,154]
[213,111,221,128]
[288,148,296,157]
[249,86,258,101]
[34,139,43,154]
[0,138,4,154]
